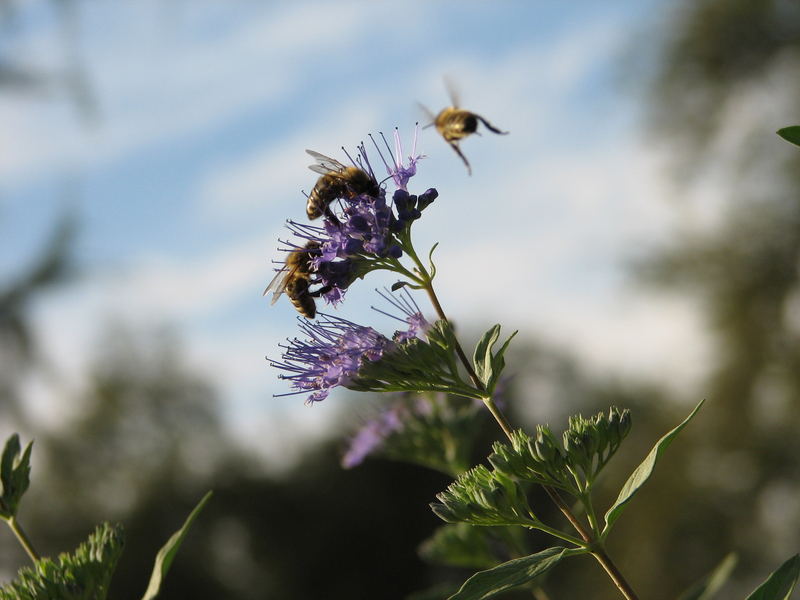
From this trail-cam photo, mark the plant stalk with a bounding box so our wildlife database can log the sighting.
[7,517,40,563]
[419,275,639,600]
[590,550,640,600]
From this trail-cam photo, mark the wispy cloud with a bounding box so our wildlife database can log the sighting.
[1,2,373,185]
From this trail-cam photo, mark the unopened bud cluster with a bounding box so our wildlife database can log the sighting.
[431,465,538,527]
[490,407,632,494]
[563,406,631,482]
[489,428,569,490]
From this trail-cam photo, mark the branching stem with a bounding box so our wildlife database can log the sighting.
[415,265,639,600]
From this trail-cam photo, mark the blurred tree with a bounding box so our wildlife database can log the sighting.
[0,0,97,122]
[0,215,75,423]
[624,0,800,595]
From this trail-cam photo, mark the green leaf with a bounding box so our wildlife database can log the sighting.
[603,400,704,536]
[141,491,212,600]
[447,547,576,600]
[473,325,501,387]
[745,554,800,600]
[420,524,505,570]
[391,281,409,291]
[677,553,737,600]
[487,331,517,394]
[0,434,33,519]
[777,126,800,147]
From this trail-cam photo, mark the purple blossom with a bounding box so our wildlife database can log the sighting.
[372,288,430,342]
[270,314,393,404]
[384,126,422,190]
[341,404,406,468]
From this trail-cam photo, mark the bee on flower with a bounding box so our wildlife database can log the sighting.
[266,126,438,315]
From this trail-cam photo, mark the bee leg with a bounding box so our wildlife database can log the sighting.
[308,285,333,298]
[476,115,509,135]
[323,205,341,227]
[448,141,472,176]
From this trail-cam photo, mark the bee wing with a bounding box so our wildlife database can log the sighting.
[416,102,437,128]
[308,164,333,175]
[306,149,346,174]
[443,76,461,108]
[263,265,291,304]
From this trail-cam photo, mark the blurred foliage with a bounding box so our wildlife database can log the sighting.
[624,0,800,597]
[3,1,800,599]
[646,0,800,171]
[0,0,97,121]
[0,216,76,424]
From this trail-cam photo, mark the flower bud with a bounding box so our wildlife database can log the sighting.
[417,188,438,210]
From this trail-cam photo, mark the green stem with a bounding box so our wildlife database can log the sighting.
[377,259,425,287]
[582,492,602,538]
[421,281,485,390]
[7,517,40,563]
[530,522,586,548]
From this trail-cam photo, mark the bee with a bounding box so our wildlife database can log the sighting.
[420,80,508,175]
[305,149,380,220]
[264,241,322,318]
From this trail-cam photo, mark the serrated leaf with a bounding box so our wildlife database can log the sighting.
[447,547,574,600]
[745,554,800,600]
[141,491,212,600]
[473,325,501,386]
[603,400,704,536]
[677,553,737,600]
[777,126,800,147]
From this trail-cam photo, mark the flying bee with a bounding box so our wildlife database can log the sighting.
[263,241,323,319]
[305,149,380,221]
[419,80,508,175]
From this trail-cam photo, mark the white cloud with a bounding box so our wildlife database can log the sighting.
[0,2,374,185]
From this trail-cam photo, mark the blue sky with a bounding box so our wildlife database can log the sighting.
[2,1,711,465]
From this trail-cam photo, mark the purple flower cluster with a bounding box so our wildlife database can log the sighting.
[341,403,406,468]
[275,127,437,307]
[339,188,403,258]
[271,290,431,404]
[271,314,392,404]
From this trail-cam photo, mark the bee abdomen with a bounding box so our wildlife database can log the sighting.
[287,277,317,318]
